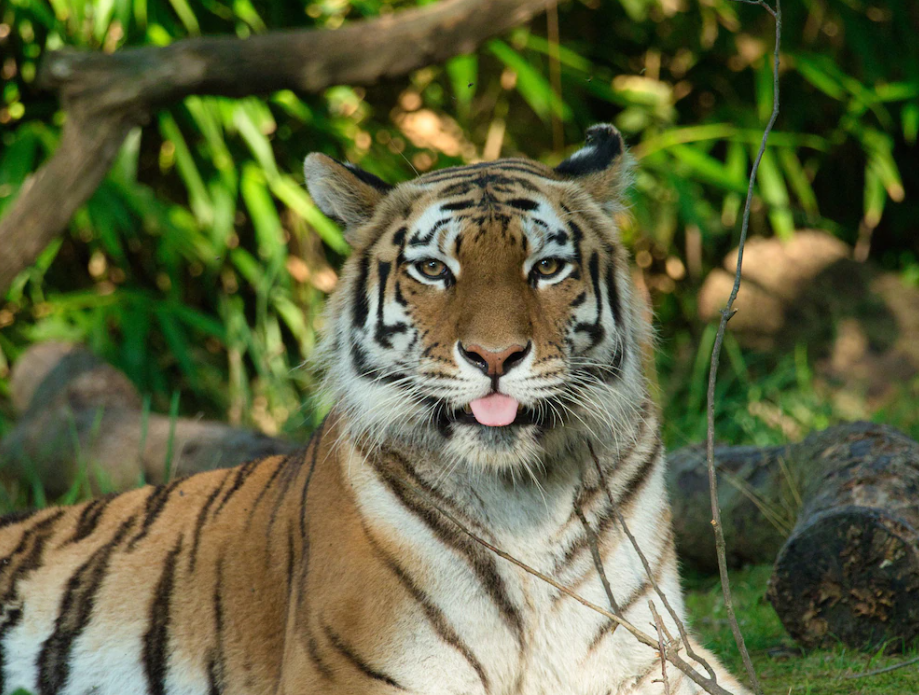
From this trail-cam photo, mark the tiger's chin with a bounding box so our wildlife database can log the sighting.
[439,421,547,472]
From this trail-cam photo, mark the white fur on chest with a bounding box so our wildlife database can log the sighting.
[346,447,676,695]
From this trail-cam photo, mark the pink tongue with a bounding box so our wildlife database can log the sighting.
[469,393,519,427]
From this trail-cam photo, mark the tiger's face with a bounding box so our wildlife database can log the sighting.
[306,126,648,472]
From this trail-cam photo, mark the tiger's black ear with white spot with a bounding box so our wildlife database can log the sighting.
[304,154,394,236]
[555,124,632,214]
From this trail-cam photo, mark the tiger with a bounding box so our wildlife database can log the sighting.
[0,124,750,695]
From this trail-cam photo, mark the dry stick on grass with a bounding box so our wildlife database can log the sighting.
[0,0,552,294]
[405,480,737,695]
[844,655,919,681]
[706,2,781,694]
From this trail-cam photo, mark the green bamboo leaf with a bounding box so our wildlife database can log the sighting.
[271,91,313,123]
[793,54,846,100]
[169,302,227,340]
[93,0,116,41]
[903,102,919,144]
[231,0,266,32]
[241,164,284,264]
[667,144,748,194]
[778,148,818,216]
[233,100,279,179]
[166,0,200,35]
[272,293,310,352]
[636,124,737,158]
[270,175,350,256]
[158,112,214,225]
[230,247,265,287]
[524,34,593,73]
[488,40,571,122]
[863,165,886,229]
[858,127,904,202]
[721,141,746,228]
[756,148,795,240]
[874,82,919,102]
[154,308,197,387]
[446,54,477,115]
[185,97,235,181]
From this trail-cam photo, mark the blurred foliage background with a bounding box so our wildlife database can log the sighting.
[0,0,917,454]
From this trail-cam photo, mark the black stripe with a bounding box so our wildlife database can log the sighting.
[352,254,372,328]
[339,160,394,194]
[307,635,334,680]
[567,220,584,266]
[245,455,288,527]
[298,419,326,540]
[409,217,450,246]
[38,515,135,695]
[189,474,230,573]
[211,458,260,519]
[207,657,222,695]
[374,261,408,349]
[66,494,116,545]
[267,450,308,538]
[0,510,66,695]
[572,251,605,350]
[370,535,490,691]
[285,523,296,599]
[370,451,524,642]
[391,225,408,247]
[0,508,39,531]
[128,480,182,550]
[350,339,408,383]
[506,198,539,211]
[557,433,659,574]
[440,200,476,212]
[605,262,622,325]
[420,161,552,184]
[618,438,663,510]
[143,535,184,695]
[209,557,227,695]
[586,530,671,653]
[323,622,404,690]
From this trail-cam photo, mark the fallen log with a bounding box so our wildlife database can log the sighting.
[0,342,297,496]
[669,422,919,650]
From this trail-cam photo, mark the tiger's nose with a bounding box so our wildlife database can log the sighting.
[459,342,531,377]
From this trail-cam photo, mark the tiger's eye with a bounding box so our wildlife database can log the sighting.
[416,259,448,278]
[534,258,563,277]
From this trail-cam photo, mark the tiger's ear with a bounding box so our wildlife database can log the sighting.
[555,124,632,214]
[303,154,394,234]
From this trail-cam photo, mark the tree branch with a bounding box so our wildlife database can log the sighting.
[706,3,782,694]
[0,0,552,293]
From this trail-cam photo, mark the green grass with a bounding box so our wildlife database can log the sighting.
[686,565,919,695]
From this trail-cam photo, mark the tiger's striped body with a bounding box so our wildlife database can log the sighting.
[0,126,749,694]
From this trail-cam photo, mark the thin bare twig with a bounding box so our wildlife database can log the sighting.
[589,443,719,682]
[707,3,782,694]
[733,0,777,16]
[650,601,673,695]
[574,501,622,617]
[845,655,919,680]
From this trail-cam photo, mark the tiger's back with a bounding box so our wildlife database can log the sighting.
[0,456,300,694]
[0,126,750,695]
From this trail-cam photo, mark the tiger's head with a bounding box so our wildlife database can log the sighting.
[305,125,650,472]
